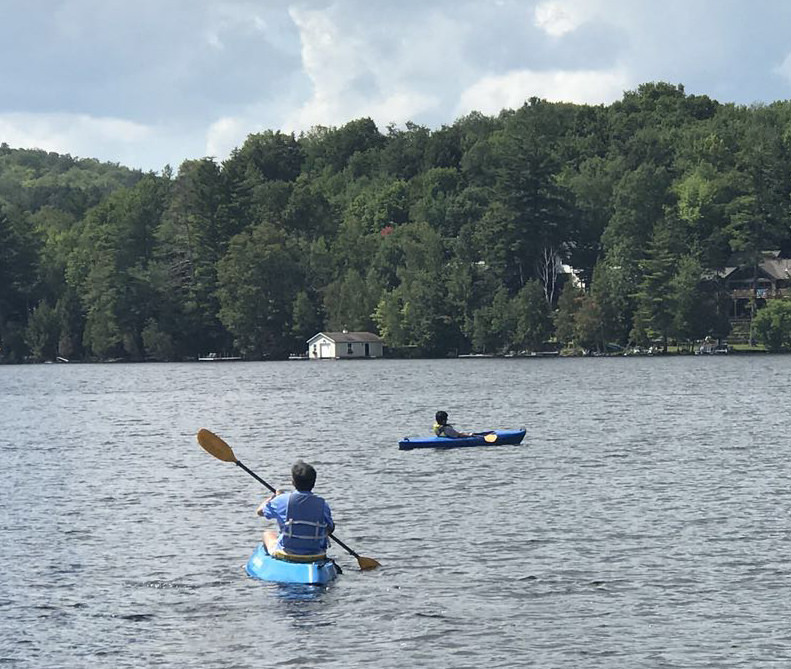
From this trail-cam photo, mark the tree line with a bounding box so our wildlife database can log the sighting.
[3,81,791,363]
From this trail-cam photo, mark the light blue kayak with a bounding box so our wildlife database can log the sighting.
[245,543,340,585]
[398,428,526,450]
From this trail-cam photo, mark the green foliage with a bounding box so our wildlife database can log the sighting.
[300,118,385,174]
[142,318,176,361]
[632,217,685,347]
[323,269,377,332]
[573,294,605,351]
[216,223,302,359]
[371,222,460,355]
[5,84,791,363]
[65,175,167,359]
[226,131,304,183]
[472,288,514,354]
[0,146,142,216]
[0,205,37,320]
[291,291,323,347]
[554,283,583,347]
[373,290,407,347]
[25,300,59,361]
[753,299,791,352]
[590,246,635,346]
[513,280,552,351]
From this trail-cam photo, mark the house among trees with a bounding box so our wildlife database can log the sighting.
[10,84,791,362]
[307,331,384,359]
[720,251,791,319]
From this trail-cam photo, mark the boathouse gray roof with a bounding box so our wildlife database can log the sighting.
[307,331,384,344]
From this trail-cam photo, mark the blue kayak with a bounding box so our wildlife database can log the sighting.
[398,428,526,450]
[245,544,340,585]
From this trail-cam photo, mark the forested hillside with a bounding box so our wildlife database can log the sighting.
[2,82,791,363]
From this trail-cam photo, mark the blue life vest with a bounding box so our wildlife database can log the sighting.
[281,492,329,555]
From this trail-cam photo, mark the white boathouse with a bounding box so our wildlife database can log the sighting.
[306,331,384,359]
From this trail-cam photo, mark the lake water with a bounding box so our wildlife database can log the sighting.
[2,355,791,668]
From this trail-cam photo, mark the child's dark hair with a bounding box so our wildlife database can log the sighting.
[292,460,317,491]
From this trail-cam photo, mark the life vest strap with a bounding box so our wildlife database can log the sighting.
[284,518,327,539]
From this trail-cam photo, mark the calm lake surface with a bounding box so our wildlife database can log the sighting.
[2,356,791,668]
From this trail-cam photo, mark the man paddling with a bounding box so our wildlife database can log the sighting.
[433,410,474,438]
[256,460,335,562]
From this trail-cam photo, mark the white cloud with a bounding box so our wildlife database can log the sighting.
[457,68,632,115]
[0,112,202,171]
[286,8,366,124]
[533,1,588,37]
[283,6,451,131]
[205,116,251,160]
[206,3,270,50]
[6,1,791,171]
[774,52,791,82]
[0,113,151,154]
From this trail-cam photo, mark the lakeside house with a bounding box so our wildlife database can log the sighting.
[306,331,384,359]
[720,251,791,319]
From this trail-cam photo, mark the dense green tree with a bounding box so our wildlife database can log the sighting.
[667,254,730,345]
[371,221,460,354]
[409,167,463,235]
[471,287,514,354]
[561,155,619,284]
[5,86,791,363]
[753,299,791,352]
[0,206,38,361]
[154,158,230,357]
[512,280,552,351]
[66,175,167,359]
[574,294,605,352]
[291,291,323,348]
[226,130,304,183]
[54,290,83,359]
[373,289,407,347]
[602,163,672,257]
[590,245,635,346]
[24,300,59,361]
[488,99,575,292]
[380,122,432,180]
[141,318,176,361]
[216,222,302,359]
[632,218,684,349]
[554,283,584,348]
[671,161,733,270]
[323,269,378,332]
[300,118,385,174]
[0,146,141,216]
[282,175,336,238]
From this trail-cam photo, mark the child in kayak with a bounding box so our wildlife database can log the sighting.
[433,410,475,438]
[256,460,335,561]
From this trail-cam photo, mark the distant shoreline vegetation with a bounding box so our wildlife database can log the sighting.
[3,82,791,364]
[6,341,779,365]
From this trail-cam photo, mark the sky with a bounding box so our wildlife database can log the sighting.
[3,0,791,173]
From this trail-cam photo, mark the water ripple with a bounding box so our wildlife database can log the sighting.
[2,357,791,667]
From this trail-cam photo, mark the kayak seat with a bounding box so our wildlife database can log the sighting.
[269,549,328,563]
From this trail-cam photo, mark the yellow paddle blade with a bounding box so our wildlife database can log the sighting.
[197,428,238,463]
[357,556,381,571]
[484,433,498,443]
